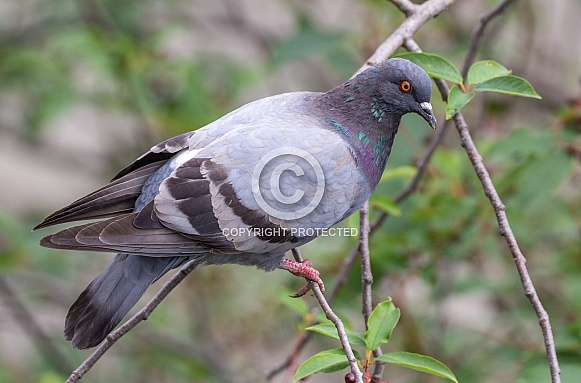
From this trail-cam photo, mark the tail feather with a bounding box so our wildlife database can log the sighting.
[39,212,211,255]
[65,254,192,349]
[33,161,166,230]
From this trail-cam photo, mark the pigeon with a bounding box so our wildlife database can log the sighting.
[35,58,436,349]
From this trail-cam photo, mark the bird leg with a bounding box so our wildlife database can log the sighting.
[279,258,325,297]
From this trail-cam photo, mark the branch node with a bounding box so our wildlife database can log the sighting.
[65,371,81,383]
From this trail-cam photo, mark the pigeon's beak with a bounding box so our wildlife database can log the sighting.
[419,102,437,130]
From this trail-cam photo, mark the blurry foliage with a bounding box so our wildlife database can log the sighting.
[270,12,360,77]
[0,1,579,383]
[0,25,251,138]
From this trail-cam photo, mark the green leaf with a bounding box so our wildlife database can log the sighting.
[467,60,510,85]
[379,165,417,183]
[376,352,458,383]
[395,52,462,83]
[364,300,400,350]
[293,349,360,381]
[475,75,541,99]
[370,195,401,216]
[446,85,475,119]
[306,323,367,347]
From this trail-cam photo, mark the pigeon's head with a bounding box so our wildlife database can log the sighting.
[371,58,437,130]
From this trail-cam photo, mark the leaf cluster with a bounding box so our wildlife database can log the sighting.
[395,53,541,119]
[295,300,457,382]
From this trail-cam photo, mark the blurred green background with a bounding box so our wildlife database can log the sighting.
[0,0,579,382]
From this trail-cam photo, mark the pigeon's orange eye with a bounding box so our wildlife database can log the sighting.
[400,81,411,92]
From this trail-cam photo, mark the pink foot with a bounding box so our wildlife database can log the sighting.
[279,258,325,297]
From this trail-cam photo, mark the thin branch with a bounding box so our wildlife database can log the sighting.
[265,238,362,380]
[461,0,518,78]
[65,258,204,383]
[314,283,364,383]
[360,202,374,327]
[451,109,561,383]
[359,202,385,380]
[405,35,561,383]
[0,276,74,374]
[291,249,364,383]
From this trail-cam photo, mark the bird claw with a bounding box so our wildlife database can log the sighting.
[289,283,313,298]
[279,258,325,297]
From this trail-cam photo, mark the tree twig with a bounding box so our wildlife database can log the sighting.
[404,35,561,383]
[290,248,364,383]
[358,202,385,380]
[265,237,363,380]
[65,258,203,383]
[452,109,561,383]
[360,202,374,328]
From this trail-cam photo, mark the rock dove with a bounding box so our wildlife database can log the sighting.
[35,58,436,349]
